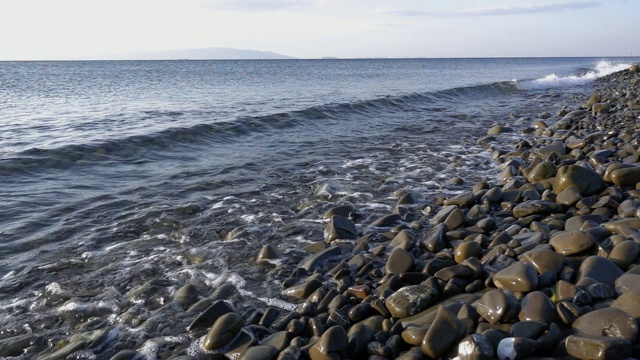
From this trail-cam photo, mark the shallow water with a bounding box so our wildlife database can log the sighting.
[0,57,637,357]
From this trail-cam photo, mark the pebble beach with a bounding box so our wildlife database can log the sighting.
[183,64,640,360]
[2,62,640,360]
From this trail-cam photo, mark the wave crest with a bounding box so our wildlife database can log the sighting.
[517,60,631,90]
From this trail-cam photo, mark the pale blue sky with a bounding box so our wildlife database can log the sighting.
[0,0,638,60]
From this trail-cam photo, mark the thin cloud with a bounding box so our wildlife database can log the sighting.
[458,1,601,16]
[380,1,602,18]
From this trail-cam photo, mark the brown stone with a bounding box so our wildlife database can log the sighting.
[555,185,583,206]
[518,291,556,323]
[553,165,605,196]
[203,312,244,350]
[614,273,640,295]
[526,161,557,183]
[386,247,415,275]
[565,335,631,360]
[611,291,640,319]
[256,244,282,264]
[444,208,466,230]
[421,305,466,358]
[572,307,638,341]
[512,200,559,218]
[521,249,564,274]
[602,218,640,235]
[444,191,475,207]
[476,289,510,324]
[609,240,640,270]
[493,262,538,293]
[455,241,482,263]
[401,326,428,346]
[549,230,594,255]
[315,325,347,354]
[610,167,640,187]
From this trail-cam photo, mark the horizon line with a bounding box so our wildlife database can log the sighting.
[1,55,639,62]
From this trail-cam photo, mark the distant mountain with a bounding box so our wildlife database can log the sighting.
[96,47,295,60]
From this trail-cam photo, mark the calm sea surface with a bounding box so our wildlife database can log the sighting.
[0,57,636,357]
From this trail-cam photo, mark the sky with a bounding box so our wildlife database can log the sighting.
[0,0,638,60]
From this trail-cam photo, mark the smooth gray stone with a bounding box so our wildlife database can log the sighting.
[577,256,624,287]
[297,246,341,272]
[370,214,401,227]
[496,337,536,360]
[324,204,358,219]
[239,345,278,360]
[324,215,357,242]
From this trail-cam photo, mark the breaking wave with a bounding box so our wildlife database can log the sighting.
[516,60,631,90]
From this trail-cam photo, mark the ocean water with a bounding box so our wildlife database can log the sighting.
[0,57,636,356]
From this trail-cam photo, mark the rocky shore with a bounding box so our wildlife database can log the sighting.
[26,64,640,360]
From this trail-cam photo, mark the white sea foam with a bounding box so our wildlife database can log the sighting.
[0,298,31,310]
[45,282,64,295]
[518,61,631,90]
[240,214,259,223]
[57,299,121,314]
[361,203,394,211]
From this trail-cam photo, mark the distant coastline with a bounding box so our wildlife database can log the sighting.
[89,47,296,61]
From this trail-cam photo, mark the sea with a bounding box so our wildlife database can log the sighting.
[0,57,636,357]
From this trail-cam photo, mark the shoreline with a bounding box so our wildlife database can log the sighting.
[199,64,640,360]
[10,64,640,359]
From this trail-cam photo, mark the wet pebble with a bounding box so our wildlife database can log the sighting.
[203,312,244,351]
[492,261,538,293]
[572,307,638,341]
[421,305,466,359]
[565,334,632,360]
